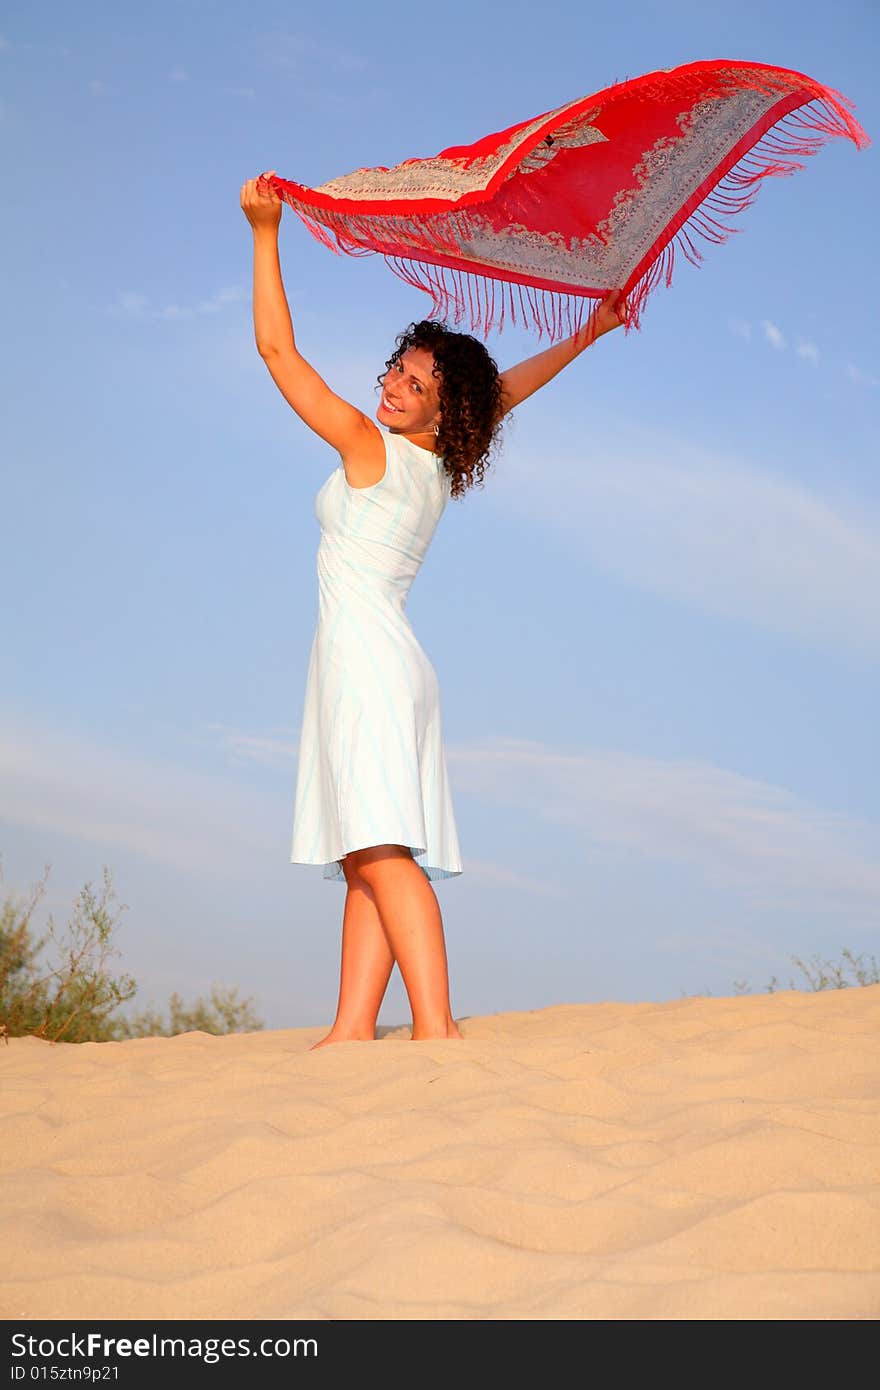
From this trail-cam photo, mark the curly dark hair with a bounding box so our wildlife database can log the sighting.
[377,320,504,500]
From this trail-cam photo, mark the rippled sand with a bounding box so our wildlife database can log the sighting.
[3,986,879,1319]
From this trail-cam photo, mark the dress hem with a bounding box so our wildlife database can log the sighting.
[290,841,463,884]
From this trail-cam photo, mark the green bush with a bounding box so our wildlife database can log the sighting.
[0,861,263,1043]
[113,985,264,1039]
[0,863,137,1042]
[733,948,880,996]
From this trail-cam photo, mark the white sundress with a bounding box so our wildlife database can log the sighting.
[290,428,463,883]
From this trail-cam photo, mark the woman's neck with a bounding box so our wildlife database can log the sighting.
[390,425,440,454]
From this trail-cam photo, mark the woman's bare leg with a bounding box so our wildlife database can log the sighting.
[351,845,463,1041]
[310,870,395,1049]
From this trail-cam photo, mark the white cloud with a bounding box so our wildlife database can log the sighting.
[447,736,880,922]
[117,292,149,315]
[0,719,284,876]
[107,285,248,322]
[206,722,297,770]
[454,857,568,899]
[847,363,880,389]
[730,318,846,374]
[251,30,368,74]
[194,285,249,315]
[761,319,786,350]
[795,338,819,365]
[4,718,877,925]
[492,426,880,656]
[732,320,823,367]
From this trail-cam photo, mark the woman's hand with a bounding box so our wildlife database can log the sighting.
[497,285,632,415]
[568,287,629,353]
[594,287,629,336]
[241,171,283,232]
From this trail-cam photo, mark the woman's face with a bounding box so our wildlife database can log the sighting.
[377,346,441,434]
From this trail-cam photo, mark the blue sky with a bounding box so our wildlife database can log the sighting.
[1,2,878,1030]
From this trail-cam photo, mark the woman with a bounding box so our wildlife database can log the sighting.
[240,171,627,1047]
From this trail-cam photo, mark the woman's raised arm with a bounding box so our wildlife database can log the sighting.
[241,173,378,458]
[497,289,628,418]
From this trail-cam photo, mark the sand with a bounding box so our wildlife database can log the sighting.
[3,986,879,1320]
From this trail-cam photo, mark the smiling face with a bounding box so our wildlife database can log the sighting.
[376,346,442,436]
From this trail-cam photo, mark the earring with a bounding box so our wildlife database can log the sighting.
[433,423,440,436]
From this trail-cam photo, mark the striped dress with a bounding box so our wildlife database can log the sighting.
[290,428,463,883]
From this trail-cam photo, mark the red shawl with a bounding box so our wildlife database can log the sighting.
[260,59,868,340]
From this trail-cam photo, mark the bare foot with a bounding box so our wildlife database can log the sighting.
[410,1019,465,1041]
[309,1028,375,1050]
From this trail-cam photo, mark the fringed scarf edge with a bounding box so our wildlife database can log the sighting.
[269,69,869,342]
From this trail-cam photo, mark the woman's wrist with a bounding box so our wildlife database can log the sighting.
[571,317,604,354]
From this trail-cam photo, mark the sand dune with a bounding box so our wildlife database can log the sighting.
[3,987,879,1320]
